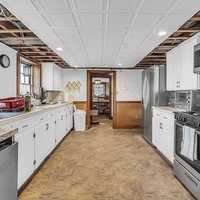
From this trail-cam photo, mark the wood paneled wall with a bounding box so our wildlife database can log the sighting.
[113,101,142,129]
[73,101,87,111]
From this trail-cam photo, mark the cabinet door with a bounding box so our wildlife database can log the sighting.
[167,46,182,91]
[55,113,66,144]
[161,115,175,163]
[45,119,56,155]
[181,38,198,90]
[53,65,62,91]
[35,120,55,168]
[15,128,35,189]
[152,115,160,147]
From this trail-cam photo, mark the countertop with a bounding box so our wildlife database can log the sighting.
[0,102,72,126]
[0,127,18,142]
[152,106,186,113]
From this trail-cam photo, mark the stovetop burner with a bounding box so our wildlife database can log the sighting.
[175,111,200,129]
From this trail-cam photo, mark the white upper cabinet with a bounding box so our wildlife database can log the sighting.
[166,45,182,91]
[181,37,198,90]
[167,34,198,91]
[42,63,62,91]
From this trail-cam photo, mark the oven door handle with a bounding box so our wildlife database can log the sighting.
[175,121,184,127]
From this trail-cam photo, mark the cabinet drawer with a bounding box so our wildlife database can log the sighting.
[17,118,35,133]
[162,113,174,120]
[152,109,162,118]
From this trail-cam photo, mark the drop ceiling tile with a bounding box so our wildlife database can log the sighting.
[1,0,38,13]
[131,13,162,30]
[159,14,190,31]
[37,0,70,13]
[108,13,133,28]
[171,0,200,14]
[75,0,103,12]
[109,0,141,12]
[79,14,103,27]
[54,28,80,42]
[47,13,76,28]
[139,0,174,14]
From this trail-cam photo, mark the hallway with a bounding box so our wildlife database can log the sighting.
[19,122,193,200]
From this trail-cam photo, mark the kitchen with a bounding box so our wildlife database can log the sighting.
[1,0,200,200]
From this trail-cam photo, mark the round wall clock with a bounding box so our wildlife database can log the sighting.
[0,54,10,68]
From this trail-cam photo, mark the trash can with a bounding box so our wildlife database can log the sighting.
[74,110,86,131]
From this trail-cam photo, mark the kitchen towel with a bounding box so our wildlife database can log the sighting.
[181,125,190,158]
[181,126,196,161]
[187,127,196,161]
[193,132,198,160]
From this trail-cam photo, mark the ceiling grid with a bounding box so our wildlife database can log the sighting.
[0,0,200,68]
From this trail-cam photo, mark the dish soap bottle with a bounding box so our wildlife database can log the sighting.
[24,93,31,112]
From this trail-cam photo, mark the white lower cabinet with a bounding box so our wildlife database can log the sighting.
[15,128,35,189]
[152,108,175,164]
[10,104,73,189]
[56,112,66,145]
[35,119,55,168]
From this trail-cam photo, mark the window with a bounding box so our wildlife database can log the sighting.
[20,62,33,95]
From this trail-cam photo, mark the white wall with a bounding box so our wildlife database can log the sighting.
[61,69,143,102]
[62,69,87,101]
[0,43,17,98]
[116,70,143,101]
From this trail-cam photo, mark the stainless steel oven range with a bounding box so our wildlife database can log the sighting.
[174,111,200,199]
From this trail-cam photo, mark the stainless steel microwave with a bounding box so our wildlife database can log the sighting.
[194,43,200,73]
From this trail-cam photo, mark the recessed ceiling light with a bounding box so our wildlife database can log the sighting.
[157,30,167,37]
[56,47,63,51]
[118,63,122,66]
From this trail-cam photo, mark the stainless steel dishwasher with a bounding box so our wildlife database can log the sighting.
[0,136,18,200]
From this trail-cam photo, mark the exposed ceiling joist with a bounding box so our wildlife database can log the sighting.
[191,16,200,21]
[11,45,49,49]
[0,36,39,41]
[177,29,200,33]
[0,16,18,21]
[20,51,54,54]
[0,29,31,33]
[168,36,190,40]
[29,55,59,58]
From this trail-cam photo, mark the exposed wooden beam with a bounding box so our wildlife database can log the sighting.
[191,16,200,21]
[20,51,54,54]
[36,59,63,61]
[177,29,200,33]
[0,37,39,41]
[0,29,31,33]
[0,16,18,21]
[168,36,190,40]
[12,45,49,49]
[158,45,175,48]
[147,55,166,58]
[29,55,59,58]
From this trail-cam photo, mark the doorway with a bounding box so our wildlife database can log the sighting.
[87,70,116,129]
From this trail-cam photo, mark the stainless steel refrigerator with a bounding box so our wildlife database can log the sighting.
[142,65,168,144]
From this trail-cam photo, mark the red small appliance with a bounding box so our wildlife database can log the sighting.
[0,97,25,112]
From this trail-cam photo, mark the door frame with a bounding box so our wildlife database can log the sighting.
[87,70,116,129]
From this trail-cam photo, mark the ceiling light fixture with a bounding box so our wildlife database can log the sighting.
[118,63,122,66]
[56,47,63,51]
[157,30,167,37]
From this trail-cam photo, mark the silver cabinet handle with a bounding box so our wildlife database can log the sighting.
[46,123,49,130]
[160,123,163,129]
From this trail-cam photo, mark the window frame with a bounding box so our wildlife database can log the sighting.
[17,54,41,96]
